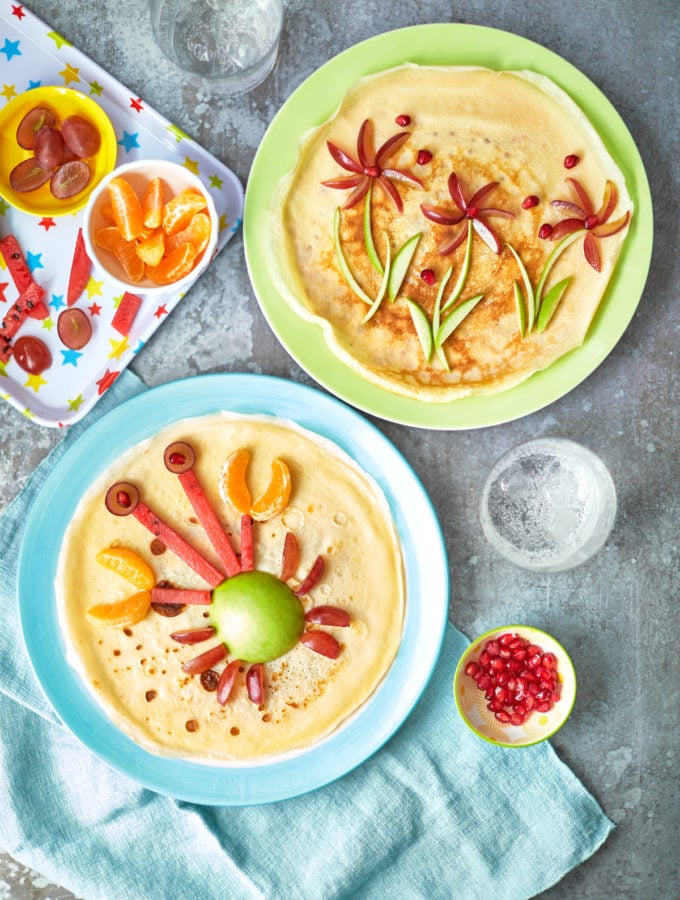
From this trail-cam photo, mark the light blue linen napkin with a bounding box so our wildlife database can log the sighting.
[0,370,613,900]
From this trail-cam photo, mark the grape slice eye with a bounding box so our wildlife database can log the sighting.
[16,106,56,150]
[9,158,52,193]
[163,441,196,473]
[105,481,140,516]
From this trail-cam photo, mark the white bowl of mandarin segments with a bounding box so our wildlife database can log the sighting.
[82,159,218,297]
[453,625,577,748]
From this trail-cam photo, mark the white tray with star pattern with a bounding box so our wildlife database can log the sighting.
[0,4,243,427]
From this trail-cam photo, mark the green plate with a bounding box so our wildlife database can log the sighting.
[243,24,653,429]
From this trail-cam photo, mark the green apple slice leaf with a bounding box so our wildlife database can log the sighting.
[388,233,421,301]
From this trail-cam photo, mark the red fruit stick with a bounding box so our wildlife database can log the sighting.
[294,554,325,596]
[181,644,227,675]
[217,659,242,705]
[240,515,254,571]
[177,468,241,576]
[150,587,212,606]
[0,234,49,319]
[246,663,264,704]
[0,281,47,363]
[132,501,225,587]
[300,630,341,659]
[281,531,299,581]
[111,291,142,336]
[67,227,91,306]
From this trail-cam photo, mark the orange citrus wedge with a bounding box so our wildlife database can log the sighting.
[87,590,151,627]
[149,240,196,285]
[165,211,212,256]
[219,449,251,514]
[96,546,155,589]
[162,188,207,236]
[250,458,292,521]
[107,176,144,241]
[136,229,166,267]
[142,176,164,229]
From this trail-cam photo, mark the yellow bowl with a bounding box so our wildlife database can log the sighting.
[0,86,117,217]
[453,625,577,747]
[82,159,219,296]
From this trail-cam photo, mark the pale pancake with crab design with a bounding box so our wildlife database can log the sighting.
[269,64,632,401]
[56,413,404,762]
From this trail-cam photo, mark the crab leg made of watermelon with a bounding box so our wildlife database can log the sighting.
[105,482,225,588]
[163,441,242,577]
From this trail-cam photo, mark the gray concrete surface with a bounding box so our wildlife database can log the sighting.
[1,0,678,897]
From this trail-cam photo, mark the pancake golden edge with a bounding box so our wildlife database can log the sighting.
[56,413,405,763]
[268,65,633,402]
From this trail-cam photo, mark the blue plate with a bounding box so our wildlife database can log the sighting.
[18,374,449,805]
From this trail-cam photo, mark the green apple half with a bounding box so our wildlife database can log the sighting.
[210,571,305,663]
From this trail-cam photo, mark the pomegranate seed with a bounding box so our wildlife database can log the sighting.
[486,640,500,656]
[584,214,599,229]
[525,695,536,711]
[542,652,557,669]
[508,659,524,673]
[117,490,131,507]
[499,647,511,659]
[485,687,495,700]
[479,650,490,666]
[495,710,511,723]
[564,153,580,169]
[510,712,526,726]
[514,704,527,717]
[538,223,553,239]
[536,702,552,713]
[499,633,516,646]
[489,699,504,712]
[508,637,523,650]
[416,148,433,165]
[364,164,381,178]
[490,657,505,672]
[527,653,542,668]
[507,677,517,691]
[526,644,542,656]
[521,194,539,209]
[169,451,187,466]
[465,661,481,678]
[512,649,527,661]
[497,671,510,685]
[395,114,411,127]
[420,268,436,285]
[477,673,491,690]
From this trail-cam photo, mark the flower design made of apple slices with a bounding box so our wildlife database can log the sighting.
[93,440,350,708]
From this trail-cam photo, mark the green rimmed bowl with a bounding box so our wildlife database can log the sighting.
[453,625,577,747]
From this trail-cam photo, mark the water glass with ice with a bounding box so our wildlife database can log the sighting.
[480,438,617,573]
[150,0,284,95]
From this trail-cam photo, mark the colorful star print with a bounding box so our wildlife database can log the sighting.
[118,131,140,152]
[26,251,44,272]
[1,38,21,61]
[39,217,57,231]
[130,97,144,112]
[24,372,47,393]
[12,5,26,20]
[61,348,83,366]
[59,63,80,84]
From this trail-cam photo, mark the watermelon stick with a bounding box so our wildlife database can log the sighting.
[178,468,242,576]
[240,515,254,571]
[67,227,91,307]
[132,501,226,588]
[0,281,46,362]
[0,234,49,319]
[163,441,241,576]
[150,587,212,606]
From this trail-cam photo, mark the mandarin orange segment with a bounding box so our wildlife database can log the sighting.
[114,238,146,283]
[107,176,144,241]
[87,590,152,627]
[100,201,115,223]
[219,449,251,514]
[94,225,124,251]
[96,546,155,589]
[142,176,164,229]
[165,211,212,256]
[148,240,196,285]
[136,229,166,267]
[250,458,292,521]
[162,188,207,236]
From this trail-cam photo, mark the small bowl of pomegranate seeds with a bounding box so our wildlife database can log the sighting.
[453,625,576,747]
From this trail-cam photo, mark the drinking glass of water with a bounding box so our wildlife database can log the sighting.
[150,0,284,95]
[480,438,617,573]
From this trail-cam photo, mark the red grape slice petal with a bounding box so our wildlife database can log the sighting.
[304,606,350,627]
[182,644,227,675]
[246,663,265,705]
[299,630,341,659]
[217,659,242,705]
